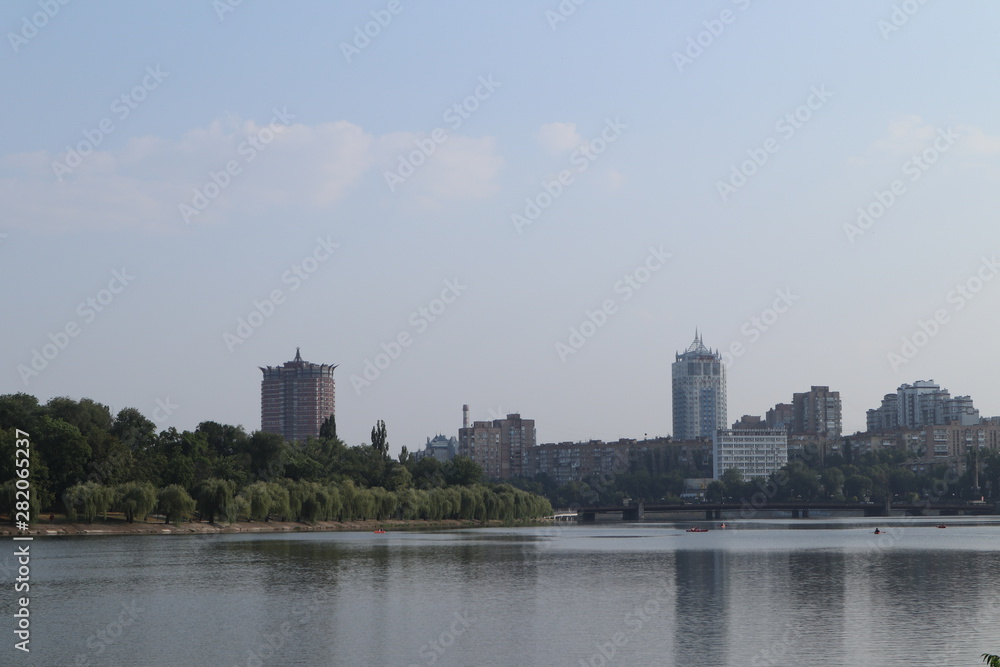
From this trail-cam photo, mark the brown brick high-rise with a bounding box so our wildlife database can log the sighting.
[260,348,336,443]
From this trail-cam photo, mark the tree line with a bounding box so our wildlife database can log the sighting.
[0,393,551,524]
[507,444,1000,509]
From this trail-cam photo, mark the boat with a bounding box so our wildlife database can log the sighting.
[373,529,386,534]
[718,523,727,528]
[686,527,709,533]
[936,524,947,529]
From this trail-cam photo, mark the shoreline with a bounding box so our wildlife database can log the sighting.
[0,517,519,537]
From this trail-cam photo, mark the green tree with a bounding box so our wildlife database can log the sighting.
[63,482,114,522]
[36,415,92,503]
[319,415,337,440]
[443,456,484,486]
[844,474,873,501]
[115,482,157,523]
[157,485,196,525]
[196,478,235,523]
[371,420,388,458]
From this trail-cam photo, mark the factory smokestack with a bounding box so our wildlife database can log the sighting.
[462,404,470,429]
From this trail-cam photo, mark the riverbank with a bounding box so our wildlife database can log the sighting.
[0,517,515,537]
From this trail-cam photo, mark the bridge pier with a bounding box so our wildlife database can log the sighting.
[579,511,596,523]
[622,502,644,521]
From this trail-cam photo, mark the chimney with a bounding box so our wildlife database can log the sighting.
[463,404,470,429]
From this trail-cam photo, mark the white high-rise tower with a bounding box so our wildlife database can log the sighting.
[672,331,727,441]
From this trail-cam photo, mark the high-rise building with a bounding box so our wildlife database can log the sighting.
[766,403,794,431]
[458,409,536,479]
[672,332,727,441]
[867,380,979,432]
[260,348,336,443]
[792,386,842,437]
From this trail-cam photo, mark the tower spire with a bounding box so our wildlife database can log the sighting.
[294,347,302,363]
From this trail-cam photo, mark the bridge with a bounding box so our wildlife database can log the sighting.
[576,500,998,522]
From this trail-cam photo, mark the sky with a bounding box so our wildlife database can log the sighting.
[3,1,1000,455]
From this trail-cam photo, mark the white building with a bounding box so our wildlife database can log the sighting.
[713,429,788,480]
[672,332,727,441]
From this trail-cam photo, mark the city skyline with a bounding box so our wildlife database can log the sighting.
[5,2,1000,455]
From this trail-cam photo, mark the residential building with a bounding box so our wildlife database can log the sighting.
[765,403,794,431]
[713,429,788,480]
[867,380,979,431]
[458,411,536,479]
[672,332,727,441]
[260,348,336,443]
[792,386,842,438]
[524,437,712,486]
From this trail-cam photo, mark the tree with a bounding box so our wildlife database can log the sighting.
[983,653,1000,666]
[443,456,483,486]
[195,478,235,523]
[319,415,337,440]
[35,416,92,503]
[371,420,388,458]
[158,485,196,525]
[63,482,113,522]
[115,482,157,523]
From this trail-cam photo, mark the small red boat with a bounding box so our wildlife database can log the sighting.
[686,527,709,533]
[373,529,386,534]
[936,524,947,529]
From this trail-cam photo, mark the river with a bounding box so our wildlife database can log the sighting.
[10,516,1000,666]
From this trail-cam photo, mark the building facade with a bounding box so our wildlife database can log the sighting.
[525,437,712,486]
[792,386,842,438]
[260,348,336,443]
[713,429,788,480]
[413,435,458,463]
[458,412,536,479]
[672,332,727,441]
[867,380,979,432]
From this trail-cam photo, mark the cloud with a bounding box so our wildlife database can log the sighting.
[538,122,581,154]
[0,114,505,231]
[375,132,504,206]
[856,115,1000,163]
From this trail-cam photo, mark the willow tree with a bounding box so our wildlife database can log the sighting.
[157,484,195,525]
[115,482,156,523]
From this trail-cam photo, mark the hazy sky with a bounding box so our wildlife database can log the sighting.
[4,1,1000,455]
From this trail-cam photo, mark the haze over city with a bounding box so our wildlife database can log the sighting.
[4,1,1000,455]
